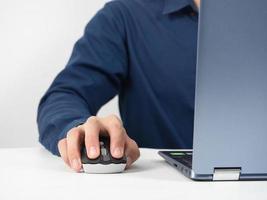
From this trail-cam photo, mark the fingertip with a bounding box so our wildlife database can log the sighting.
[58,139,71,167]
[71,158,82,172]
[86,146,100,159]
[112,147,124,158]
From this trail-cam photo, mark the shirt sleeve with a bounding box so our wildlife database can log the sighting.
[37,2,128,156]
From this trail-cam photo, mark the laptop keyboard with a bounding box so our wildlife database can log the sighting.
[169,152,192,168]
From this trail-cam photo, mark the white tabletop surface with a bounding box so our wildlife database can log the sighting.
[1,147,267,200]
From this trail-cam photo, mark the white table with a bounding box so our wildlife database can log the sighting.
[1,147,266,200]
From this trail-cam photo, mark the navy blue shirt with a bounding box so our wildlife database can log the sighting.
[37,0,199,155]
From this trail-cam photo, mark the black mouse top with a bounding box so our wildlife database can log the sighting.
[81,136,127,165]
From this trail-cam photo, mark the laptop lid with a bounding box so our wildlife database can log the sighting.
[192,0,267,177]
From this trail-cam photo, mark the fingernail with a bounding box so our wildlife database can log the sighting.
[88,146,97,158]
[71,159,81,170]
[113,147,123,158]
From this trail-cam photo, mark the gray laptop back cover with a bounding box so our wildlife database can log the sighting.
[193,0,267,175]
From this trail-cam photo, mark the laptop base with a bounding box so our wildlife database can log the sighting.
[159,151,267,181]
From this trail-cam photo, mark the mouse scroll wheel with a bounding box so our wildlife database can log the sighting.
[101,147,107,156]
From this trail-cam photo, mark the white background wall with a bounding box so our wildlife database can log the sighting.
[0,0,119,148]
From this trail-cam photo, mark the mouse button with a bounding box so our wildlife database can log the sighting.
[83,156,101,164]
[110,155,127,164]
[81,146,102,164]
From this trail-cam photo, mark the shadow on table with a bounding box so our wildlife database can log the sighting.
[124,160,164,173]
[124,159,189,182]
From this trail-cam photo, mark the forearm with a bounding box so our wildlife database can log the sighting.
[37,1,127,156]
[37,91,91,156]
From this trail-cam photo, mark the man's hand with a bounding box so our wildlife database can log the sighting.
[57,115,140,172]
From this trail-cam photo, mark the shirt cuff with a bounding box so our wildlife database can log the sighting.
[57,117,89,142]
[52,117,89,156]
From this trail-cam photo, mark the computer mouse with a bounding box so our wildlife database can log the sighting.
[81,136,127,173]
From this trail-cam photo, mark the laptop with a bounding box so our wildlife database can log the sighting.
[159,0,267,181]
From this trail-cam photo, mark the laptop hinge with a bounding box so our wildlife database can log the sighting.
[213,168,241,181]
